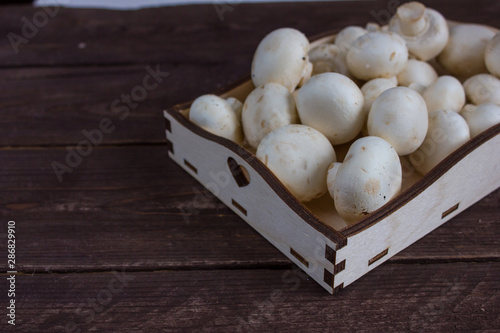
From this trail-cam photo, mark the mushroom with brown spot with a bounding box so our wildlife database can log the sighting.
[251,28,312,92]
[256,125,336,202]
[328,136,402,223]
[347,31,408,81]
[242,83,299,149]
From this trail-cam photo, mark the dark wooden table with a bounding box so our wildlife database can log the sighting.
[0,1,499,332]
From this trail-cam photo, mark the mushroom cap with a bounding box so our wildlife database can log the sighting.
[409,109,470,175]
[335,26,368,53]
[423,75,466,112]
[397,59,438,90]
[368,87,429,156]
[308,44,351,77]
[251,28,311,92]
[437,24,496,79]
[256,124,336,202]
[331,136,402,223]
[389,4,449,61]
[242,83,298,149]
[461,103,500,137]
[347,31,408,81]
[189,94,244,144]
[361,77,398,115]
[463,74,500,106]
[225,97,243,121]
[485,32,500,78]
[326,162,343,191]
[296,72,365,145]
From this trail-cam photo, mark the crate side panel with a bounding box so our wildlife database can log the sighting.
[335,133,500,289]
[164,111,338,293]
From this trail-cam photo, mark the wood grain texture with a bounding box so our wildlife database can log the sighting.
[0,1,498,146]
[0,1,498,67]
[6,263,500,332]
[0,0,498,330]
[0,146,498,273]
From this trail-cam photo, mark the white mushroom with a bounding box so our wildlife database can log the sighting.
[437,24,496,79]
[368,87,428,156]
[485,32,500,78]
[347,31,408,81]
[295,72,365,145]
[326,162,343,190]
[460,103,500,138]
[409,109,470,175]
[308,44,351,77]
[423,75,466,112]
[389,2,449,61]
[189,94,244,144]
[308,26,368,78]
[463,74,500,106]
[251,28,312,92]
[360,77,398,116]
[335,26,368,53]
[225,97,243,121]
[328,136,402,223]
[397,59,438,93]
[241,83,299,149]
[256,124,336,202]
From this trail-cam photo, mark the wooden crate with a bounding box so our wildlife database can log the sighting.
[163,30,500,294]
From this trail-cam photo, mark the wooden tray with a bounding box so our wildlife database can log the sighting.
[163,30,500,294]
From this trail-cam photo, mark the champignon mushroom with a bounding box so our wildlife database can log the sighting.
[326,162,343,190]
[368,87,428,155]
[335,26,368,53]
[189,94,244,144]
[389,2,449,61]
[251,28,312,92]
[295,72,365,145]
[423,75,466,112]
[308,44,351,77]
[460,103,500,137]
[242,83,299,149]
[485,32,500,78]
[437,24,496,79]
[256,124,336,202]
[360,77,398,115]
[347,31,408,81]
[397,59,438,93]
[463,74,500,106]
[409,109,470,174]
[225,97,243,121]
[328,136,402,223]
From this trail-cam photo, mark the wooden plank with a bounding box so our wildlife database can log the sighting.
[0,1,498,67]
[0,146,498,272]
[8,262,500,332]
[0,64,246,146]
[0,2,498,146]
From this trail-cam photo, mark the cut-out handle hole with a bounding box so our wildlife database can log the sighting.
[227,157,250,187]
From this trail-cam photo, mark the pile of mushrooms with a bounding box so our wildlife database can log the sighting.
[188,1,500,223]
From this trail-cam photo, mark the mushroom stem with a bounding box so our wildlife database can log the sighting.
[397,2,427,36]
